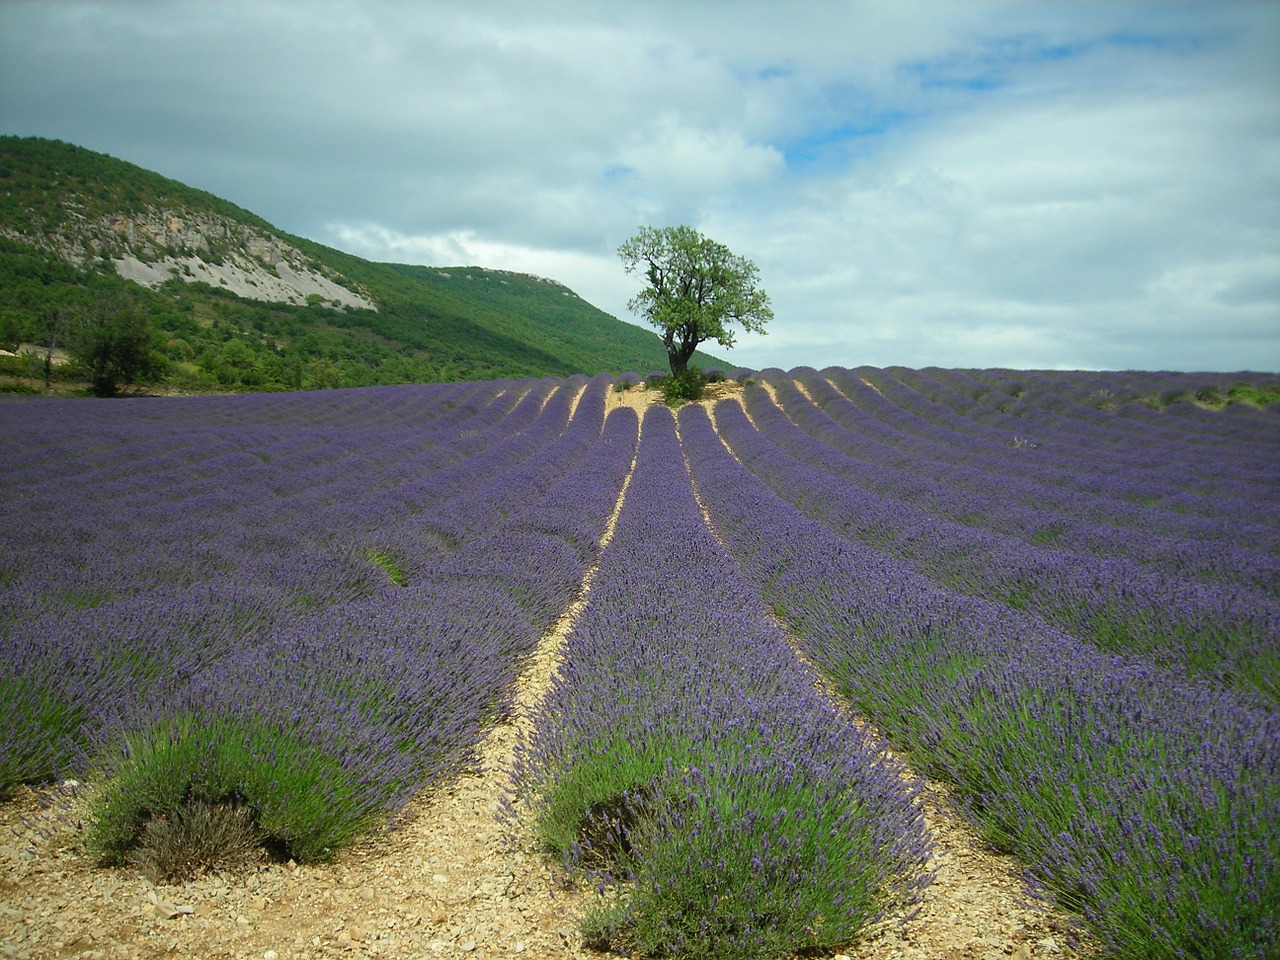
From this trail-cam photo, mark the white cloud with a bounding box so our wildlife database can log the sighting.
[614,115,784,197]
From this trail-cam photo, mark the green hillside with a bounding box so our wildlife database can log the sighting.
[0,136,725,394]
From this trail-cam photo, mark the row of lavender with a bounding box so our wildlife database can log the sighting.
[511,405,931,959]
[877,366,1275,544]
[852,366,1277,490]
[1,377,640,864]
[783,368,1279,581]
[2,377,540,790]
[722,379,1279,701]
[679,394,1279,958]
[914,367,1278,461]
[4,364,1275,955]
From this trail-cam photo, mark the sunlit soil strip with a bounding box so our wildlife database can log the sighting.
[563,380,588,424]
[791,377,818,407]
[694,402,1100,960]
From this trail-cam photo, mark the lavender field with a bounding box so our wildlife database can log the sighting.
[1,367,1277,959]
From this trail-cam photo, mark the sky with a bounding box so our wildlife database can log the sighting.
[1,0,1278,373]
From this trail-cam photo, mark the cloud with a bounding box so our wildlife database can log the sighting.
[703,8,1280,371]
[612,115,784,197]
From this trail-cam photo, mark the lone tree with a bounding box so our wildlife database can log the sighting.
[618,225,772,377]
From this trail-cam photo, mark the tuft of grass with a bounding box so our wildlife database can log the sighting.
[85,713,381,866]
[1087,388,1119,411]
[363,548,408,586]
[1194,385,1227,406]
[1227,382,1280,407]
[58,588,116,609]
[1029,524,1065,545]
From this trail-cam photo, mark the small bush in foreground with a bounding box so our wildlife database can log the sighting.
[575,760,925,960]
[85,714,380,867]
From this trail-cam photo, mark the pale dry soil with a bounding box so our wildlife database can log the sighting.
[3,383,1097,960]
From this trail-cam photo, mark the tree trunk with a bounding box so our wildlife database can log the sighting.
[667,348,686,377]
[665,332,699,377]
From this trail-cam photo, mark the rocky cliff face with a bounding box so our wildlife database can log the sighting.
[3,204,377,312]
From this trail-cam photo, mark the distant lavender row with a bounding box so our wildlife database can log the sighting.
[810,367,1279,532]
[716,391,1280,700]
[839,366,1279,493]
[867,367,1278,471]
[769,372,1280,591]
[6,376,593,604]
[778,371,1280,586]
[513,405,931,959]
[680,401,1279,958]
[947,367,1280,451]
[814,367,1280,537]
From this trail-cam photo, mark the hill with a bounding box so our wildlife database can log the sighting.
[0,136,725,393]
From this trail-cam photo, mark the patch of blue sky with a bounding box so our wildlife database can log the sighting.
[754,64,793,82]
[904,26,1214,93]
[900,35,1083,93]
[913,71,1005,93]
[781,112,909,173]
[1104,29,1212,56]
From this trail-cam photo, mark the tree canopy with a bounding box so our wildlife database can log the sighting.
[69,297,165,397]
[618,225,772,376]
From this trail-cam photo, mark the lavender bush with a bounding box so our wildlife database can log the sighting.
[512,405,931,959]
[3,364,1275,956]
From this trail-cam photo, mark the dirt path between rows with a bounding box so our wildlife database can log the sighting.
[3,382,1096,960]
